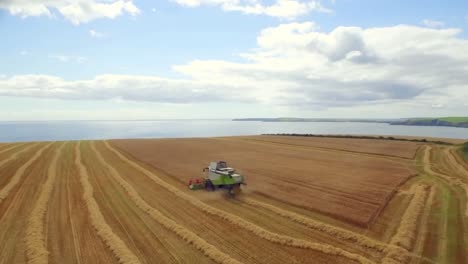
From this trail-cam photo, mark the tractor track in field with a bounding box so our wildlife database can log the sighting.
[449,147,468,171]
[25,143,65,264]
[104,141,375,264]
[222,138,414,163]
[90,142,243,264]
[423,147,456,184]
[423,146,468,217]
[444,148,468,180]
[0,143,52,204]
[65,144,83,264]
[74,142,141,264]
[412,186,437,264]
[422,146,458,263]
[0,143,37,169]
[87,155,145,259]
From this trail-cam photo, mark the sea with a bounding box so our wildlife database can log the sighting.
[0,120,467,143]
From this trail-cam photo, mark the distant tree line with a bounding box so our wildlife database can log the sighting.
[462,142,468,153]
[262,133,454,145]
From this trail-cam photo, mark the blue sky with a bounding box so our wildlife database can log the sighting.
[0,0,467,120]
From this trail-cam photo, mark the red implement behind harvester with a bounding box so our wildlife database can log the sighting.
[188,177,206,190]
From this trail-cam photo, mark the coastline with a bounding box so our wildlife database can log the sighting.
[233,118,468,128]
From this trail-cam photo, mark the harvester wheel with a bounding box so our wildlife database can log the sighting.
[205,179,215,191]
[230,184,241,195]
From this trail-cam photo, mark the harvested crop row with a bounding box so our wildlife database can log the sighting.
[381,184,432,264]
[74,142,141,264]
[243,198,426,262]
[0,143,36,168]
[25,143,65,264]
[0,143,23,155]
[242,197,387,252]
[390,184,431,249]
[0,143,51,203]
[91,142,241,264]
[105,141,374,264]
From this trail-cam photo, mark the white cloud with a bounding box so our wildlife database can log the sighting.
[49,54,87,64]
[19,50,29,56]
[173,0,330,19]
[0,0,140,25]
[0,74,252,103]
[2,23,468,117]
[422,19,445,28]
[151,7,157,12]
[89,29,104,38]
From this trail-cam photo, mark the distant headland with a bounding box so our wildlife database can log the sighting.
[389,117,468,128]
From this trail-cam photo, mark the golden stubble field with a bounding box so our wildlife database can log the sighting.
[0,135,466,264]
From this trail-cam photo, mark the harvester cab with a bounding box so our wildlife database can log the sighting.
[188,161,245,195]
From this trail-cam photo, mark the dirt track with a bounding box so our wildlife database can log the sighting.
[0,136,466,263]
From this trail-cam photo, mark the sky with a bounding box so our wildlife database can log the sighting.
[0,0,467,121]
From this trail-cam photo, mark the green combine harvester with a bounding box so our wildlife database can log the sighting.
[188,161,246,195]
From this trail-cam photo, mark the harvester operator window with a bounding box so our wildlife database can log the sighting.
[218,161,227,169]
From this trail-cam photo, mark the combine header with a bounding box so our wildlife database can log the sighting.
[188,161,246,195]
